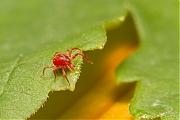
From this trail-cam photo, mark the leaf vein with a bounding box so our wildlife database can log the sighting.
[0,54,23,95]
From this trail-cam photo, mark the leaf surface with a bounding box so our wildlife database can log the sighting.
[116,0,179,119]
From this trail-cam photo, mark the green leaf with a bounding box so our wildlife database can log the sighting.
[116,0,179,119]
[0,22,106,119]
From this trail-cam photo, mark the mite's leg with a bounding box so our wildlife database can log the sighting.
[40,66,56,78]
[72,53,93,64]
[53,52,60,57]
[67,48,81,58]
[67,65,74,73]
[62,67,70,86]
[66,50,70,56]
[52,68,57,80]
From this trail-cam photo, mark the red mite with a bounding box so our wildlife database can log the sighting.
[40,48,93,86]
